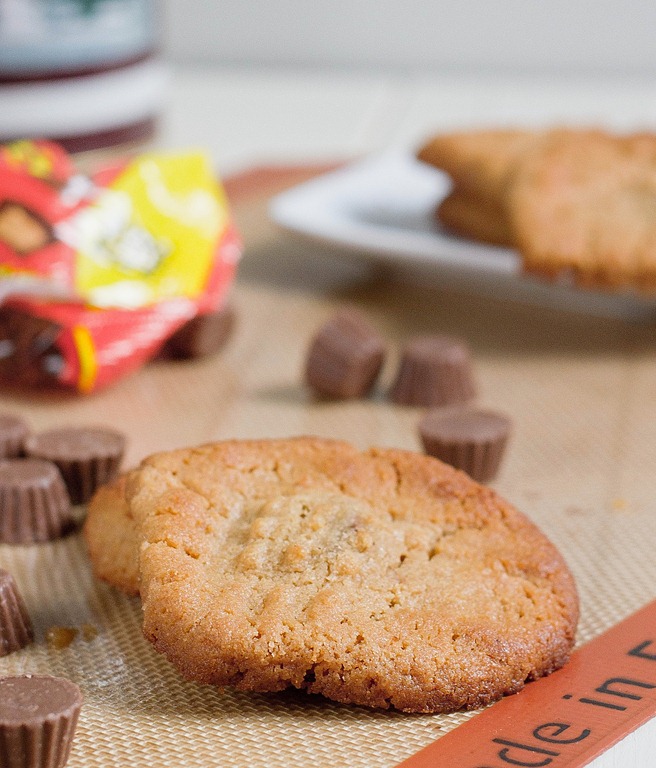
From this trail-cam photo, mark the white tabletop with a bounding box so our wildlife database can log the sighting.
[155,65,656,174]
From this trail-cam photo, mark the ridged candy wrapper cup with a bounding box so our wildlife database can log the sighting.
[0,140,241,392]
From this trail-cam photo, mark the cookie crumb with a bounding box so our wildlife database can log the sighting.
[46,627,78,650]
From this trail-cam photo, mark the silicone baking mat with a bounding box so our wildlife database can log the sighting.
[1,167,655,767]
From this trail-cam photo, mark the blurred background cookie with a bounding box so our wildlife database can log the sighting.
[507,130,656,290]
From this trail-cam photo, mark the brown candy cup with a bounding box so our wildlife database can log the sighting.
[419,407,511,483]
[0,676,82,768]
[0,570,34,656]
[163,306,236,359]
[0,459,73,544]
[0,307,64,389]
[305,309,385,399]
[24,427,125,505]
[0,415,30,459]
[390,335,476,407]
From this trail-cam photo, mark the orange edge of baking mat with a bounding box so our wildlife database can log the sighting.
[396,598,656,768]
[223,161,345,204]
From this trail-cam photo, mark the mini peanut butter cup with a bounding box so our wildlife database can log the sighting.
[0,675,82,768]
[419,407,512,483]
[305,309,386,399]
[390,335,476,407]
[163,305,236,359]
[0,459,73,543]
[0,570,34,656]
[0,415,29,458]
[0,308,63,389]
[24,427,125,505]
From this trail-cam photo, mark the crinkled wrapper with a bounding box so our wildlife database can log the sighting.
[0,140,241,392]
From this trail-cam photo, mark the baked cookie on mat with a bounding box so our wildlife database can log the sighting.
[127,436,578,713]
[83,476,140,597]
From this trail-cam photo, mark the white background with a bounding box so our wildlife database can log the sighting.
[163,0,656,77]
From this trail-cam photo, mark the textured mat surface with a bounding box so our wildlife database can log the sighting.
[1,169,655,767]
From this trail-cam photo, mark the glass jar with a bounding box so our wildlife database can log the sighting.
[0,0,168,152]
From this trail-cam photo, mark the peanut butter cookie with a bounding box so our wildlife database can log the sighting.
[508,130,656,290]
[127,437,578,713]
[84,476,140,597]
[417,128,540,203]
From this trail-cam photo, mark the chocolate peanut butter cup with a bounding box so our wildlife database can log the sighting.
[419,407,512,483]
[0,570,34,656]
[0,459,73,543]
[0,414,29,458]
[305,309,386,399]
[0,308,64,389]
[24,427,125,505]
[162,305,236,359]
[0,675,82,768]
[390,335,476,407]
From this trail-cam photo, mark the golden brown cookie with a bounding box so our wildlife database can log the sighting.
[508,130,656,290]
[436,188,514,247]
[417,128,544,248]
[417,128,540,203]
[83,476,140,597]
[128,437,578,713]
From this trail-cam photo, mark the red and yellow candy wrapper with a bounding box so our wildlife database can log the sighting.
[0,140,241,392]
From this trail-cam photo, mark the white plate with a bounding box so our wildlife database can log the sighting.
[269,152,656,321]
